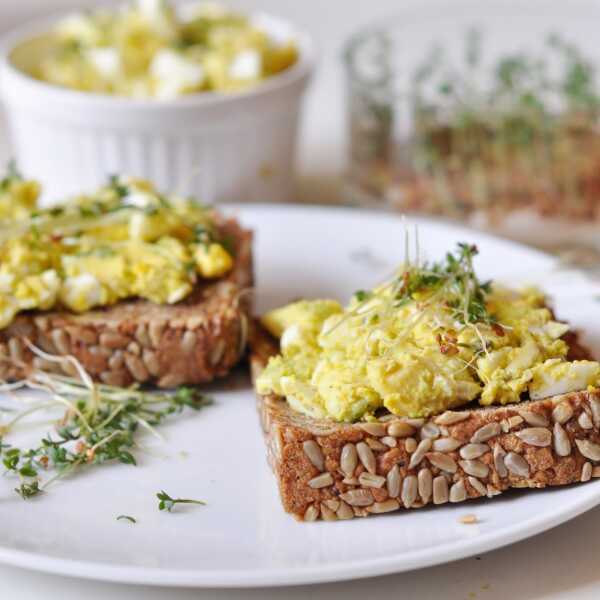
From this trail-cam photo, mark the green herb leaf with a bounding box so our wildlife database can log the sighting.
[116,514,137,523]
[15,481,42,499]
[157,490,206,512]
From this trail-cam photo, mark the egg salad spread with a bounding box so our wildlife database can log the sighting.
[37,1,298,99]
[0,166,233,329]
[257,243,600,422]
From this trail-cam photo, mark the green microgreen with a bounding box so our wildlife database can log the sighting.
[107,174,130,199]
[0,343,212,500]
[157,490,206,512]
[116,515,137,523]
[391,242,495,326]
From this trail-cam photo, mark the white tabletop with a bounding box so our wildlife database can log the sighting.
[1,1,600,598]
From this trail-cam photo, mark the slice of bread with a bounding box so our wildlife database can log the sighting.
[0,216,253,388]
[250,322,600,522]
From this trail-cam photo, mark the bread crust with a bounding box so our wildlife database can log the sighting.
[250,322,600,521]
[0,217,253,387]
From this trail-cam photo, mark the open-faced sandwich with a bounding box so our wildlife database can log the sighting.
[251,242,600,521]
[0,166,252,387]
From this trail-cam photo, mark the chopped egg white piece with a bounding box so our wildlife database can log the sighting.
[86,48,121,80]
[229,50,261,80]
[60,274,107,312]
[529,360,600,400]
[150,49,205,99]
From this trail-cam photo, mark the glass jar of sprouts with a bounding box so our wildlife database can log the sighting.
[343,1,600,254]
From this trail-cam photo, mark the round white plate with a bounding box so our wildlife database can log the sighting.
[0,204,599,588]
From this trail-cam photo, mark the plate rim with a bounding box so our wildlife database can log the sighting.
[0,203,598,588]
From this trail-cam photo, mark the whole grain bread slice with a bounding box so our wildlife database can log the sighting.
[0,216,253,388]
[250,321,600,522]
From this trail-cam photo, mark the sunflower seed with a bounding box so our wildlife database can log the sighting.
[320,503,337,521]
[100,370,128,387]
[108,350,125,370]
[308,473,334,489]
[50,329,70,355]
[460,459,489,479]
[366,438,387,451]
[8,338,22,362]
[401,475,418,507]
[505,452,530,477]
[357,442,376,474]
[519,410,549,427]
[418,468,433,504]
[358,472,386,488]
[61,360,79,377]
[124,353,149,382]
[450,479,467,503]
[507,415,524,429]
[342,477,358,485]
[209,340,225,366]
[433,437,462,452]
[336,501,354,520]
[581,462,593,482]
[552,402,574,425]
[493,444,508,478]
[579,411,593,430]
[471,422,501,443]
[303,505,319,522]
[420,423,440,439]
[516,427,552,447]
[405,437,417,453]
[34,316,49,331]
[427,452,457,473]
[340,443,358,478]
[126,341,141,356]
[388,422,415,438]
[369,499,400,514]
[323,499,340,512]
[589,398,600,427]
[134,324,151,347]
[142,349,161,376]
[403,418,425,428]
[181,331,197,354]
[386,465,401,498]
[381,436,397,447]
[468,476,487,495]
[435,411,470,426]
[460,443,489,460]
[99,332,129,349]
[409,438,432,469]
[340,489,374,507]
[148,321,166,348]
[302,440,325,471]
[553,422,571,457]
[359,423,387,437]
[460,513,479,524]
[433,475,449,504]
[487,485,501,497]
[32,357,59,373]
[575,439,600,461]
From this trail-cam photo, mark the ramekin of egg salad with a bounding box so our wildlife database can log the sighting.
[0,1,314,204]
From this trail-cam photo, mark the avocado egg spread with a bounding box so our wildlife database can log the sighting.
[257,243,600,421]
[0,165,233,328]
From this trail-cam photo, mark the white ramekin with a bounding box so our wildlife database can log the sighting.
[0,12,314,205]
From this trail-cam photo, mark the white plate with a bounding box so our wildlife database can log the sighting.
[0,204,599,588]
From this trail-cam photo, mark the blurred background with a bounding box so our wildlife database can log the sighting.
[0,0,401,205]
